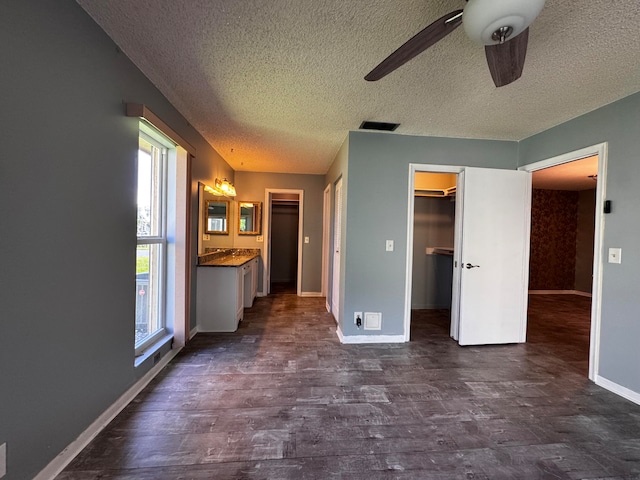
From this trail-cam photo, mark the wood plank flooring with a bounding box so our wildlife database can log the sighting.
[57,294,640,479]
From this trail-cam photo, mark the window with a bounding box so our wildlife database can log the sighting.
[135,128,170,354]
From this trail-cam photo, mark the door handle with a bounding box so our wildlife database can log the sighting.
[465,263,480,269]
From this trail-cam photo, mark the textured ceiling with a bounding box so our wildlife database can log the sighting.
[77,0,640,174]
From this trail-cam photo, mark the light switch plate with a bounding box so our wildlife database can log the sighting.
[608,247,622,264]
[304,236,310,244]
[385,240,394,252]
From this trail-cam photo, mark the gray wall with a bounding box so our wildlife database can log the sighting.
[519,91,640,394]
[412,197,456,309]
[329,131,518,336]
[0,1,232,478]
[575,189,596,293]
[234,171,325,294]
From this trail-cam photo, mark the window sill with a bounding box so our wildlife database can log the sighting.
[134,333,173,369]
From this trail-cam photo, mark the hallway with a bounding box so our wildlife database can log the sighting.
[58,295,640,479]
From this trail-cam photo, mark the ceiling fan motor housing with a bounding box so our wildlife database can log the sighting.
[463,0,545,45]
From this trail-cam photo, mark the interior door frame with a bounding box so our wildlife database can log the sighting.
[331,177,343,323]
[263,188,304,296]
[518,142,608,382]
[322,183,331,311]
[404,164,464,342]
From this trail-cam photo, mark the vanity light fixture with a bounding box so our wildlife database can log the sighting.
[204,184,221,195]
[215,178,237,197]
[205,178,237,197]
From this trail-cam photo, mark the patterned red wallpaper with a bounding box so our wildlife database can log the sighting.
[529,189,579,290]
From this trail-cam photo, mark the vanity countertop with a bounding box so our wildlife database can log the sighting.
[198,248,260,267]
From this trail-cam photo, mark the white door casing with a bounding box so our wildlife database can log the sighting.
[322,183,331,311]
[449,170,464,341]
[331,178,343,323]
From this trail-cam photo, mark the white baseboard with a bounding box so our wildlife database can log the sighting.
[336,326,406,344]
[34,347,181,480]
[528,290,592,297]
[595,375,640,406]
[300,291,323,297]
[189,326,198,340]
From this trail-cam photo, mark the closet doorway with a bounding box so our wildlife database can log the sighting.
[264,189,304,296]
[411,172,457,336]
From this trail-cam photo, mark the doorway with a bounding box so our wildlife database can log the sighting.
[519,142,608,381]
[270,200,299,294]
[263,189,304,296]
[411,172,457,336]
[405,165,532,345]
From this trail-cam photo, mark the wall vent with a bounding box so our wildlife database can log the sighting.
[364,312,382,330]
[359,121,400,132]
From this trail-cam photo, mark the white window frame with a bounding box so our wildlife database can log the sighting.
[135,125,173,355]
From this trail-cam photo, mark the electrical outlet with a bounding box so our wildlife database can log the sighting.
[354,311,362,325]
[203,234,210,241]
[0,442,6,478]
[256,235,264,242]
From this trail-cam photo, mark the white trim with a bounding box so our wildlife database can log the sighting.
[264,189,304,296]
[405,164,465,342]
[189,326,198,340]
[596,375,640,406]
[321,184,331,298]
[519,142,607,383]
[336,326,406,344]
[34,348,181,480]
[171,146,189,349]
[300,291,323,297]
[528,290,592,297]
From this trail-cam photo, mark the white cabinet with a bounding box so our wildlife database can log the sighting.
[197,260,257,332]
[196,265,242,332]
[243,258,258,308]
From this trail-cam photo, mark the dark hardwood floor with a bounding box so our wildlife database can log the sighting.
[57,294,640,479]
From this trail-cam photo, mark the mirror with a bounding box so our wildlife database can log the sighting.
[238,202,262,235]
[205,200,229,235]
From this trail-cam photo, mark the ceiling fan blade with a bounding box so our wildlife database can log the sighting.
[365,9,463,82]
[484,27,529,87]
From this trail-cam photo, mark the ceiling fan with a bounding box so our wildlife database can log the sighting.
[365,0,545,87]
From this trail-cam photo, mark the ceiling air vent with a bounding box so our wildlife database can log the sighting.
[359,121,400,131]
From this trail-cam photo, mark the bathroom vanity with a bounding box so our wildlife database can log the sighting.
[196,250,259,332]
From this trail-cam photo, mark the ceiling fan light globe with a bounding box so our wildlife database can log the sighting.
[463,0,545,45]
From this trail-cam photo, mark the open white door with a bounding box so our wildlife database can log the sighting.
[456,167,532,346]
